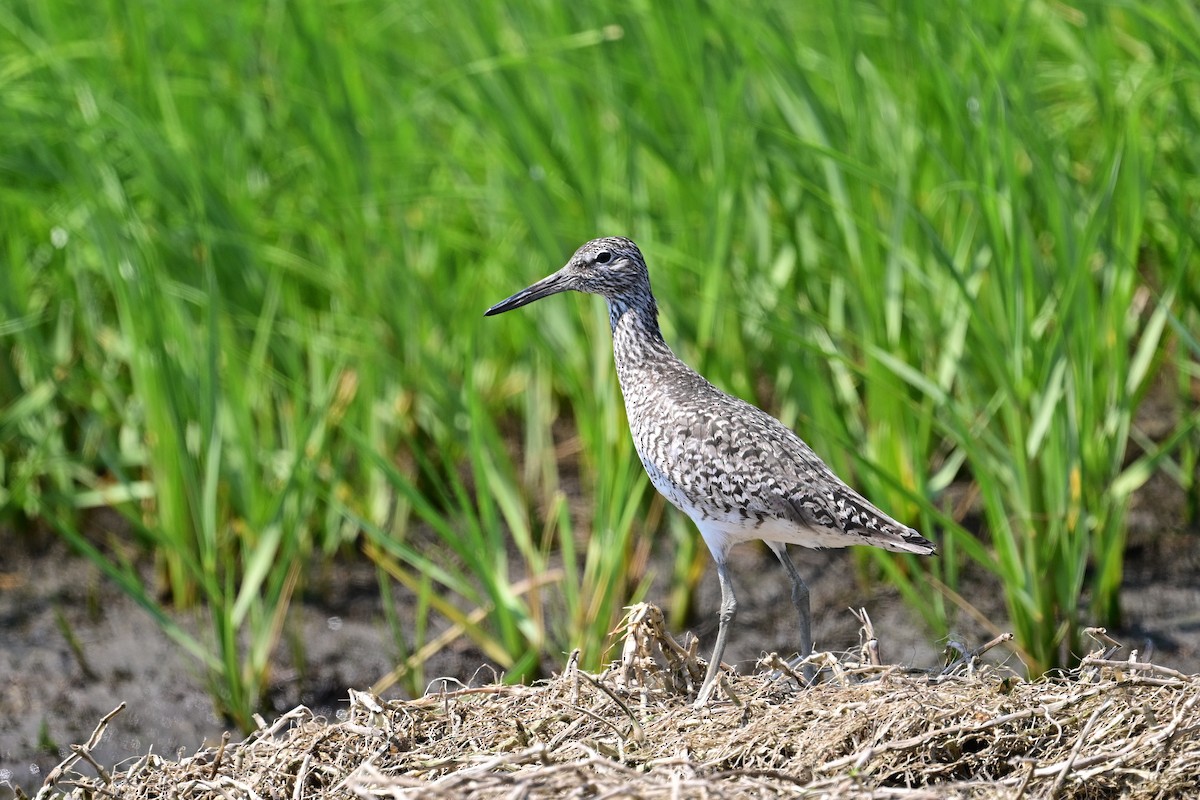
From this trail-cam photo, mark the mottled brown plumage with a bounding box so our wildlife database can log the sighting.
[487,236,935,705]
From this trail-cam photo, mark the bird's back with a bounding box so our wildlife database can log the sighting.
[618,349,934,557]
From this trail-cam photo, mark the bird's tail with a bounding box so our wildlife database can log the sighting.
[869,524,937,555]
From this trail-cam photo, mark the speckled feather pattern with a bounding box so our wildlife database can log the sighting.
[580,237,936,561]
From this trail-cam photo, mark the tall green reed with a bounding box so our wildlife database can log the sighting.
[739,1,1200,670]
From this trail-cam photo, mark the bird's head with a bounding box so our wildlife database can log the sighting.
[485,236,650,316]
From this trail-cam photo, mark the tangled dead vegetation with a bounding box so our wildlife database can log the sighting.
[32,605,1200,799]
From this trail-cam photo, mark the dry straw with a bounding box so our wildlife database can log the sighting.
[34,605,1200,799]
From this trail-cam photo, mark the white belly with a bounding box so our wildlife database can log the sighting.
[639,455,852,559]
[693,516,858,560]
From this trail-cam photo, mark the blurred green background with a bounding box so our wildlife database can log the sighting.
[2,0,1197,729]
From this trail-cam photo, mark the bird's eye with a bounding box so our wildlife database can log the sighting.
[594,251,612,265]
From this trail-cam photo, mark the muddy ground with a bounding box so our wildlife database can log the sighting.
[1,471,1197,798]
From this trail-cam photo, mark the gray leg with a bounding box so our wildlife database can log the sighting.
[769,542,814,683]
[694,558,737,707]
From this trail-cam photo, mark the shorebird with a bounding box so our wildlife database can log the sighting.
[486,236,936,705]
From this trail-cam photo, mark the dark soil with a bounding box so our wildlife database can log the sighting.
[1,471,1197,798]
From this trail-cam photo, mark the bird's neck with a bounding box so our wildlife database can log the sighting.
[608,292,675,382]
